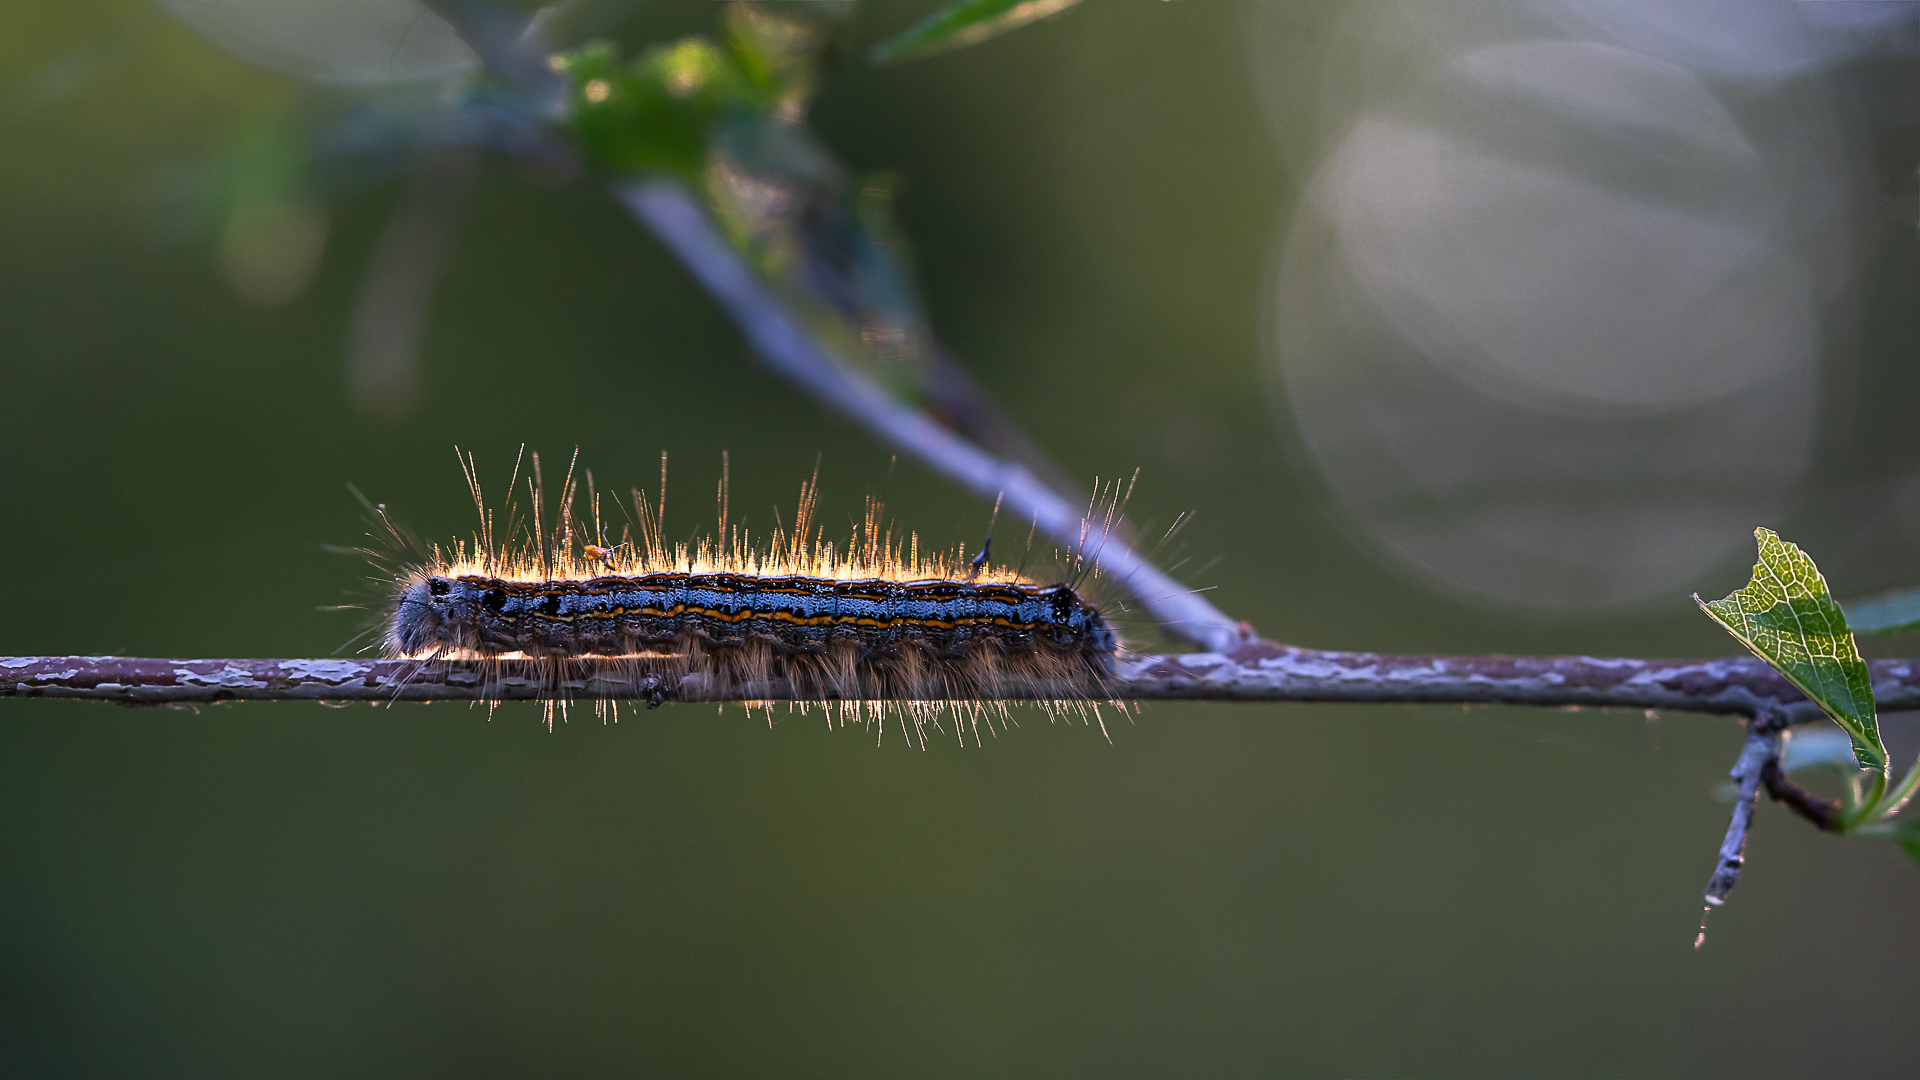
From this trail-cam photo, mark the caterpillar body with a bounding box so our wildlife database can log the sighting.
[367,451,1126,742]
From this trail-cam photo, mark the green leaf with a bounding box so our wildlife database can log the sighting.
[1841,585,1920,637]
[558,38,772,179]
[1697,528,1886,775]
[868,0,1086,65]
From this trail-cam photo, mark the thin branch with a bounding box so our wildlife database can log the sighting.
[617,178,1249,653]
[1761,758,1845,832]
[920,342,1099,527]
[1702,714,1785,920]
[8,649,1920,714]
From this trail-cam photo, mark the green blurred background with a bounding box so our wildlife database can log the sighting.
[4,0,1920,1075]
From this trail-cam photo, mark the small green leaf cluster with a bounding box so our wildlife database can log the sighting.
[547,7,950,418]
[559,6,824,180]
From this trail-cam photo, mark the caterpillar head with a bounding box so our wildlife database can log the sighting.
[388,573,466,657]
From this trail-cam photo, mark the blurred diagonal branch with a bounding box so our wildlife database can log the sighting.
[620,178,1246,651]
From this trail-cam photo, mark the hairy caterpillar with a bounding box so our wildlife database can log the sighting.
[361,450,1126,743]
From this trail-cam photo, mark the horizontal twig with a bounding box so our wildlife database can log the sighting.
[6,647,1919,714]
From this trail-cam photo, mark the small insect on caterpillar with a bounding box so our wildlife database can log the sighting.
[365,450,1125,744]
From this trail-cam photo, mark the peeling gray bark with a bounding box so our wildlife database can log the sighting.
[6,646,1915,715]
